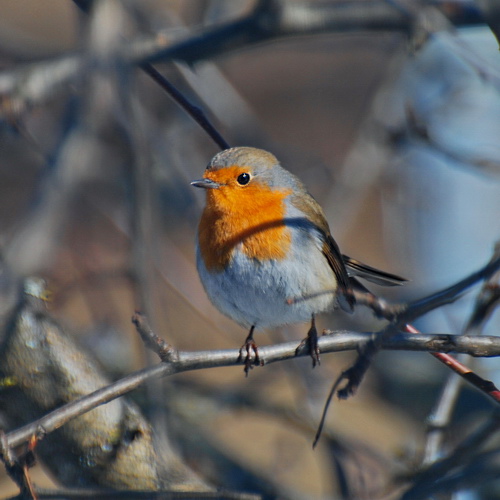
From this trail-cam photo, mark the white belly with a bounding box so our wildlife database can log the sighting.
[196,230,339,329]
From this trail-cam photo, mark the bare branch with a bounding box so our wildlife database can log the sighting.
[352,252,500,324]
[423,242,500,464]
[142,0,487,65]
[132,311,178,362]
[0,1,487,123]
[465,242,500,335]
[0,279,208,491]
[422,373,463,465]
[5,329,500,452]
[319,250,500,401]
[139,63,230,150]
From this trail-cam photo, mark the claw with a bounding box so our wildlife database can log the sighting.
[237,326,263,376]
[295,316,320,367]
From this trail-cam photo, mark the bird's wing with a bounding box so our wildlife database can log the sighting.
[290,192,354,312]
[322,235,355,312]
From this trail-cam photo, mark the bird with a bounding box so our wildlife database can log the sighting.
[191,147,405,373]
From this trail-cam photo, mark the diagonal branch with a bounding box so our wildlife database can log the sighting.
[329,251,500,399]
[312,249,500,444]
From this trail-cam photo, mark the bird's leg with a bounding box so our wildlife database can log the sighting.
[295,315,321,367]
[237,325,262,375]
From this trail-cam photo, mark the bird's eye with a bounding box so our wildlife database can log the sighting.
[237,172,251,185]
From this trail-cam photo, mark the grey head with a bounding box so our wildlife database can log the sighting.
[204,147,305,191]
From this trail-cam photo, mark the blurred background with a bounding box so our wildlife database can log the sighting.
[0,1,500,498]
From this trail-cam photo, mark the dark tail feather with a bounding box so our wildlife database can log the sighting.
[342,255,407,287]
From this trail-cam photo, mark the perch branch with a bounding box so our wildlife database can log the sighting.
[4,330,500,452]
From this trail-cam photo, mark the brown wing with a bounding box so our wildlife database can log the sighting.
[291,192,354,312]
[322,235,355,312]
[343,255,407,286]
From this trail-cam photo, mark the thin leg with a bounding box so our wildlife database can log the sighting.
[295,315,321,367]
[237,325,262,375]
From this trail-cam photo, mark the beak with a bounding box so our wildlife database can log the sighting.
[191,178,220,189]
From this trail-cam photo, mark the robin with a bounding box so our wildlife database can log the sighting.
[191,147,405,373]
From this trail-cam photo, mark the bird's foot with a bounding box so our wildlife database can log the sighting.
[295,319,320,367]
[237,327,263,376]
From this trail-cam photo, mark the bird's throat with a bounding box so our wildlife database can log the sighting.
[198,186,292,271]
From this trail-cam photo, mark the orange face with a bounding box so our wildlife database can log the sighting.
[198,165,292,271]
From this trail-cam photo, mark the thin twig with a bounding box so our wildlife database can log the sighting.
[422,243,500,463]
[351,252,500,324]
[314,250,500,444]
[139,63,230,150]
[132,312,178,362]
[72,0,231,150]
[401,412,500,500]
[403,253,500,322]
[338,251,500,395]
[423,371,463,464]
[405,323,500,403]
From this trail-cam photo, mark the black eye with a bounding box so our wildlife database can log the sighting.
[237,173,251,185]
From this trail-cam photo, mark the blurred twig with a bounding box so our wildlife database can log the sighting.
[0,0,487,123]
[139,63,230,150]
[465,242,500,337]
[422,367,464,465]
[73,1,231,151]
[401,413,500,500]
[423,242,500,464]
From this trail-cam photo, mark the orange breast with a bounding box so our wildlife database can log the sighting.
[198,167,292,271]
